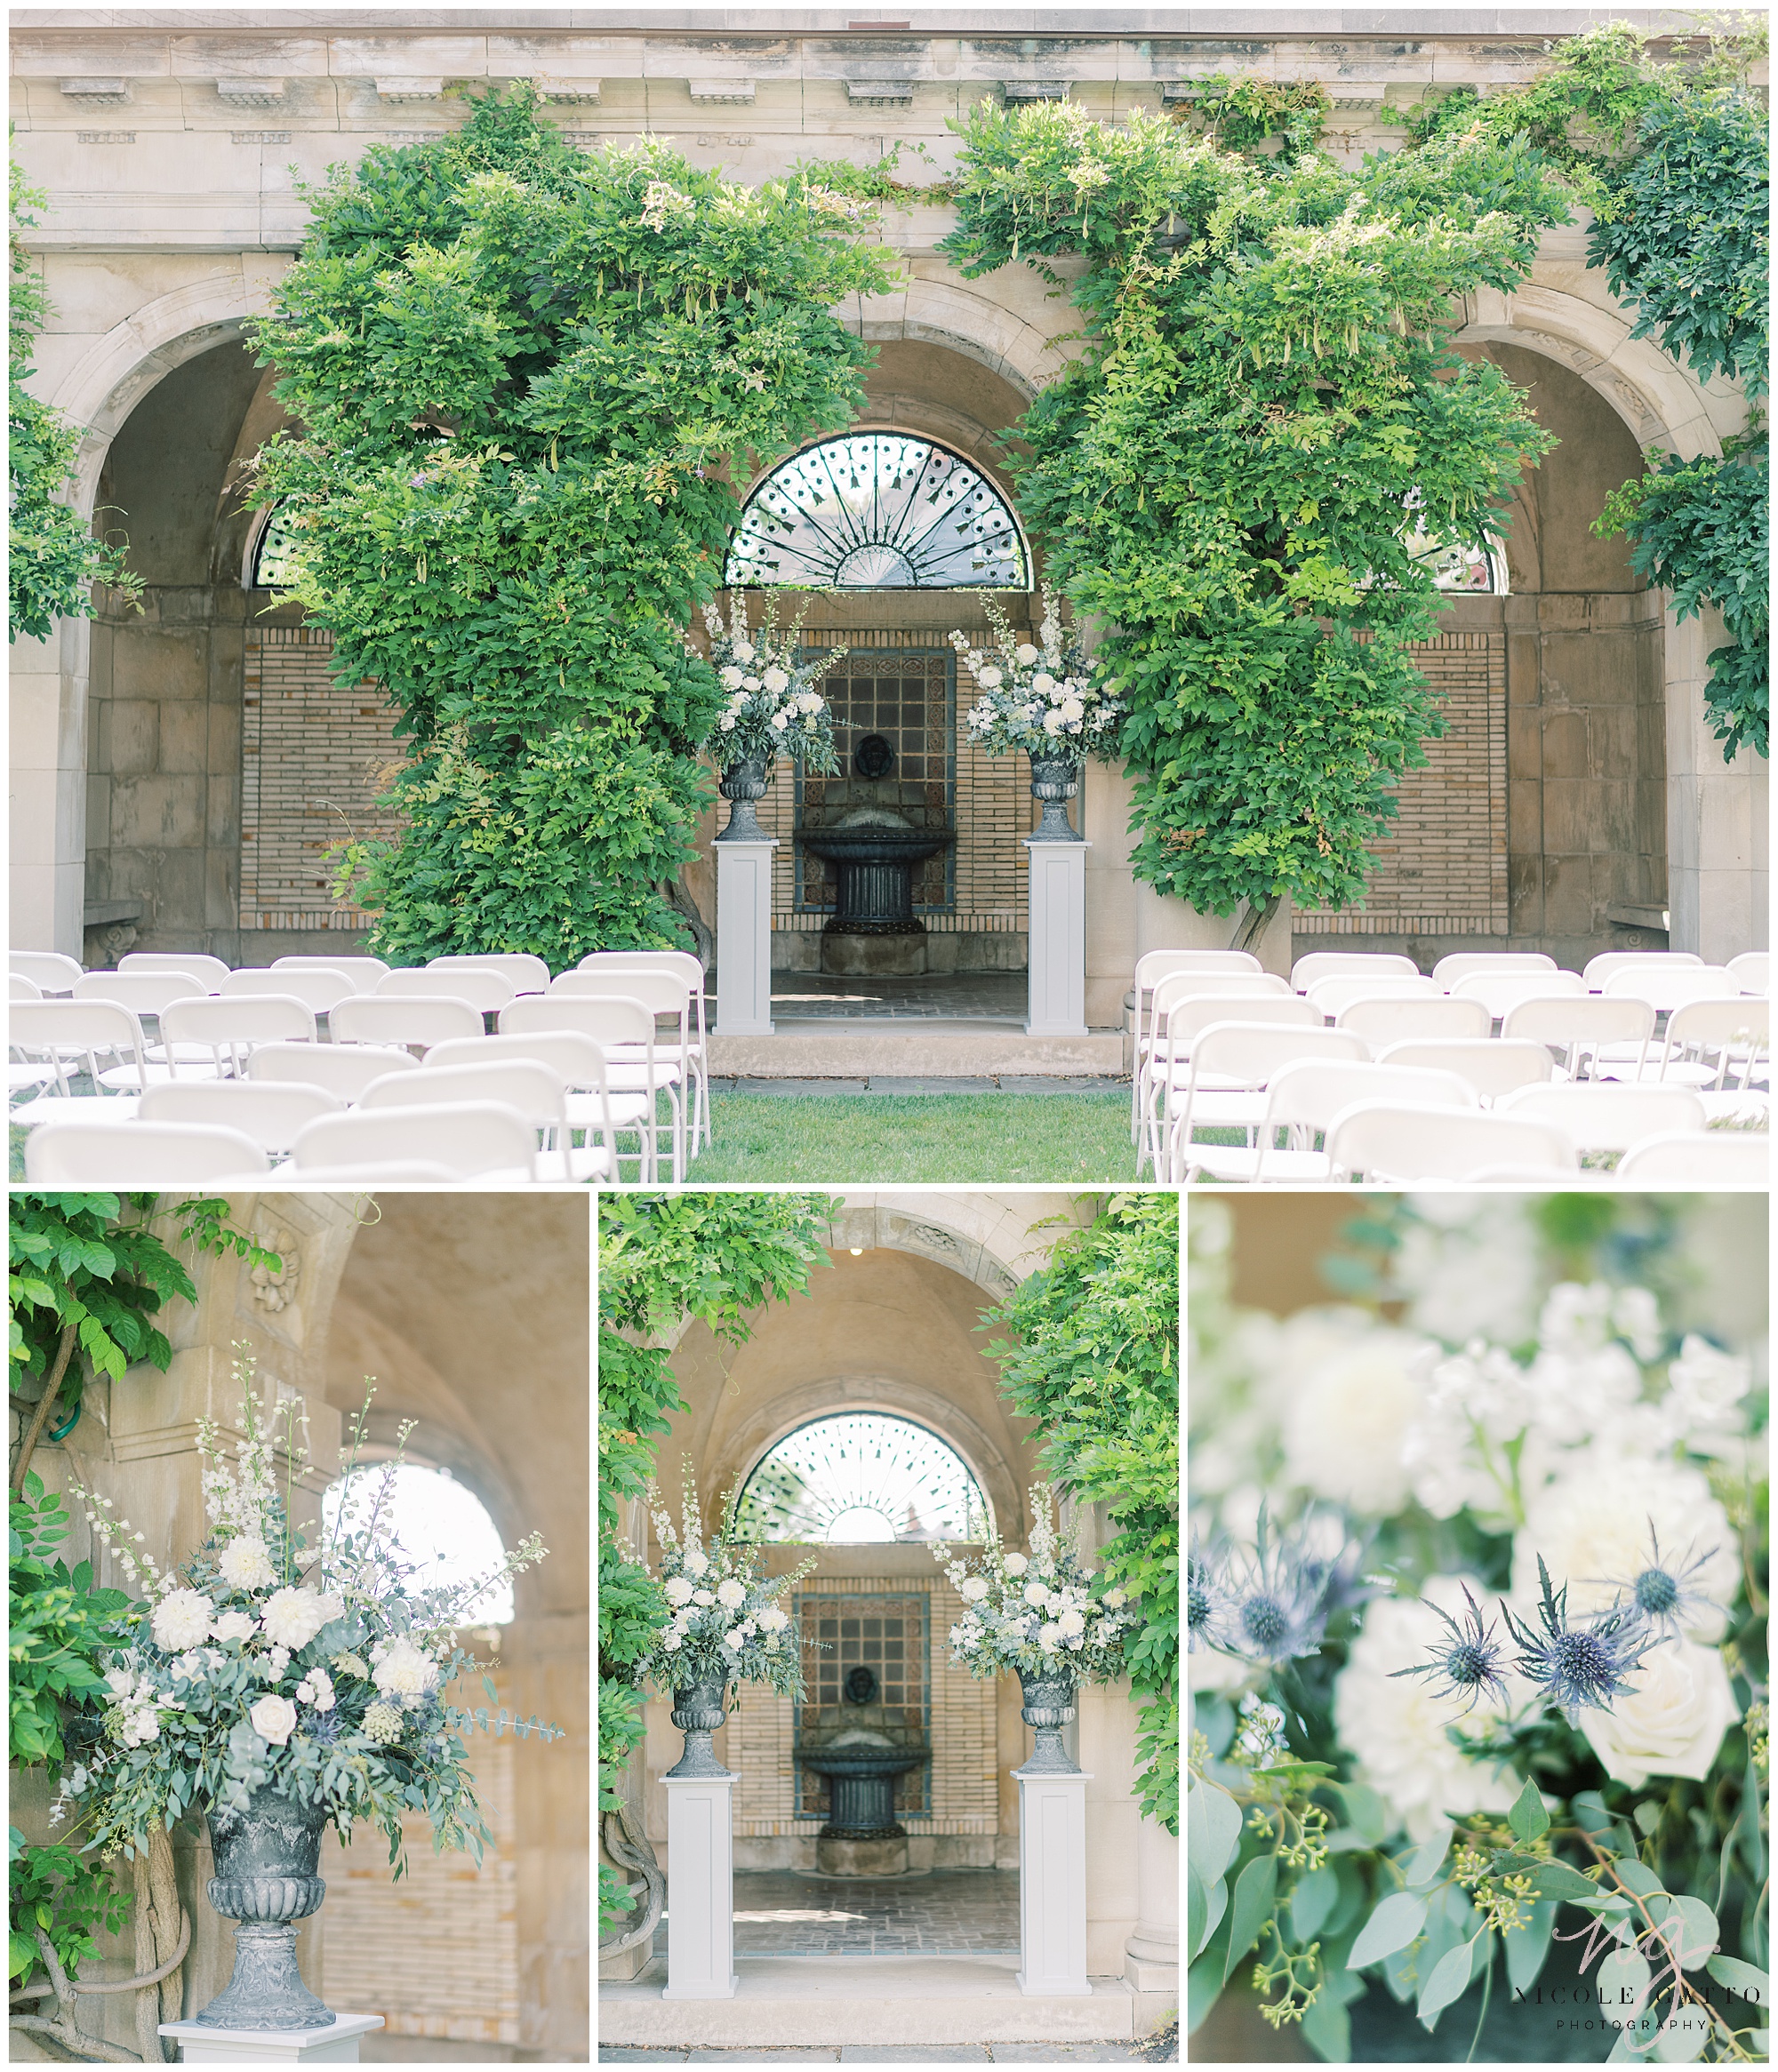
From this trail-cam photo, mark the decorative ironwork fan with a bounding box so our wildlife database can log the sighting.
[249,502,303,589]
[733,1412,991,1544]
[725,433,1029,590]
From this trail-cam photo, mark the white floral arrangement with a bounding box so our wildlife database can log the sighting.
[698,595,844,774]
[949,586,1122,761]
[55,1352,559,1868]
[933,1485,1138,1684]
[640,1466,819,1700]
[1187,1196,1767,2054]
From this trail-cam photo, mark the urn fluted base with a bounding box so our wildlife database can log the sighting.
[1027,756,1083,842]
[1017,1671,1081,1775]
[666,1681,733,1779]
[194,1788,332,2030]
[717,758,771,842]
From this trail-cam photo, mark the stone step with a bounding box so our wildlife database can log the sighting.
[600,1953,1157,2047]
[707,1026,1127,1078]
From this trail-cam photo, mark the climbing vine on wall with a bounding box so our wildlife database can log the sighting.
[942,100,1565,942]
[250,86,895,970]
[597,1193,832,1938]
[983,1195,1181,1833]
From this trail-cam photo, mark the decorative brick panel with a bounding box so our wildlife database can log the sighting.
[1295,630,1509,936]
[240,627,400,933]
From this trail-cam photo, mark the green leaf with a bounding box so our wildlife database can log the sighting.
[1334,1781,1389,1846]
[1503,1900,1557,1995]
[1403,1823,1451,1888]
[1292,1862,1339,1945]
[1221,1852,1278,1986]
[1416,1934,1476,2032]
[1653,2009,1713,2063]
[1348,1891,1428,1971]
[1526,1860,1602,1904]
[1508,1772,1550,1844]
[1614,1860,1666,1900]
[1598,1945,1653,2020]
[1705,1953,1769,2003]
[1189,1870,1228,1962]
[1632,1799,1661,1836]
[1651,1895,1718,1972]
[1300,1976,1352,2062]
[1188,1780,1244,1887]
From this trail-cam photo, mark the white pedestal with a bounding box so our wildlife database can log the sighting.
[1013,1764,1093,1996]
[1024,838,1089,1037]
[159,2013,384,2063]
[716,837,776,1036]
[662,1772,738,2000]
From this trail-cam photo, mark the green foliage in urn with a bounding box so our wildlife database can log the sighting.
[7,158,141,644]
[250,86,896,969]
[983,1195,1180,1831]
[942,100,1563,939]
[597,1192,832,1932]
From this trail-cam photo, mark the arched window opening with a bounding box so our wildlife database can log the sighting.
[1403,490,1504,593]
[323,1460,515,1627]
[247,501,302,590]
[725,432,1029,591]
[734,1412,991,1545]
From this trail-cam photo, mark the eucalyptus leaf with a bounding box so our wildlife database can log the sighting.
[1652,2009,1713,2062]
[1292,1861,1339,1945]
[1403,1822,1452,1888]
[1334,1781,1390,1846]
[1416,1936,1475,2032]
[1633,1800,1661,1836]
[1300,1979,1351,2063]
[1503,1900,1557,1995]
[1188,1780,1245,1888]
[1598,1945,1654,2020]
[1349,1891,1429,1971]
[1614,1861,1666,1900]
[1651,1895,1718,1972]
[1527,1860,1603,1904]
[1704,1953,1768,2003]
[1508,1772,1550,1844]
[1221,1853,1280,1986]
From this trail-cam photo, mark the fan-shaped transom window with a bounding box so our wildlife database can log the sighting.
[725,433,1029,591]
[734,1413,991,1544]
[1403,491,1503,594]
[248,502,302,590]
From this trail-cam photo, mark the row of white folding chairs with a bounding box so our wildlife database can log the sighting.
[11,994,692,1182]
[20,1033,672,1186]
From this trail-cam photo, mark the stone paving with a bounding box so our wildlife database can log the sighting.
[658,1869,1021,1958]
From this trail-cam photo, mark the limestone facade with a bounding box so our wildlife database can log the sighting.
[10,11,1766,990]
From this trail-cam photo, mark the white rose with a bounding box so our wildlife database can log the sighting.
[664,1575,695,1605]
[662,1630,684,1652]
[250,1693,298,1746]
[720,666,745,689]
[718,714,737,731]
[722,1628,746,1651]
[1004,1553,1029,1577]
[1023,1581,1051,1608]
[1058,1609,1085,1637]
[1031,671,1057,696]
[219,1537,277,1591]
[1038,1622,1061,1652]
[717,1578,746,1608]
[314,1593,346,1627]
[372,1638,439,1702]
[763,667,789,693]
[152,1589,215,1653]
[733,642,756,663]
[212,1610,257,1644]
[105,1666,135,1696]
[959,1577,989,1604]
[1280,1328,1434,1516]
[1334,1575,1524,1841]
[770,710,789,731]
[1581,1637,1738,1789]
[693,1588,715,1607]
[260,1587,327,1651]
[1014,643,1040,666]
[742,675,761,692]
[976,665,1004,690]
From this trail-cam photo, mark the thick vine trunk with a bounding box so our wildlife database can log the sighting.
[1229,894,1281,957]
[11,1324,78,1494]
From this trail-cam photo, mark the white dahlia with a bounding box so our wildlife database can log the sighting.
[1279,1327,1434,1516]
[260,1587,327,1651]
[152,1589,215,1653]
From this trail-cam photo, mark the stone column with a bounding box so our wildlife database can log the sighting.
[715,838,776,1035]
[1014,1764,1093,1996]
[1665,602,1767,962]
[1025,837,1090,1037]
[1125,1815,1180,1992]
[661,1772,738,2001]
[8,615,90,958]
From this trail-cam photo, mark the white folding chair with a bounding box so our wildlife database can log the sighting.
[1432,951,1558,988]
[1649,996,1770,1093]
[1325,1102,1579,1182]
[571,952,711,1148]
[1160,1023,1367,1181]
[330,995,483,1053]
[273,954,390,993]
[1601,964,1749,1013]
[363,1058,608,1183]
[1139,988,1319,1174]
[1334,994,1490,1045]
[525,980,691,1180]
[140,1078,345,1154]
[120,950,232,989]
[1290,951,1419,992]
[427,952,551,996]
[73,971,210,1015]
[221,966,358,1015]
[11,951,83,996]
[274,1163,460,1183]
[1727,951,1769,995]
[1615,1130,1769,1184]
[423,1032,653,1183]
[1452,968,1586,1021]
[11,973,43,1002]
[1182,1059,1478,1185]
[1501,994,1655,1082]
[1304,973,1442,1018]
[1497,1081,1707,1156]
[11,999,153,1101]
[377,965,514,1013]
[1583,949,1704,991]
[157,995,316,1081]
[1374,1037,1554,1103]
[246,1041,420,1100]
[288,1101,538,1182]
[1136,970,1297,1152]
[26,1118,268,1185]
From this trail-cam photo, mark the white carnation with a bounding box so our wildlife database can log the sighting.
[219,1538,276,1591]
[1058,1609,1085,1637]
[662,1629,684,1652]
[1104,1589,1126,1610]
[152,1589,215,1653]
[1037,1622,1061,1652]
[959,1577,989,1604]
[121,1707,161,1748]
[1580,1637,1737,1789]
[684,1550,708,1576]
[760,1605,790,1633]
[720,666,745,689]
[770,710,789,731]
[733,642,756,663]
[718,714,737,732]
[1667,1335,1750,1429]
[798,692,823,714]
[260,1587,327,1651]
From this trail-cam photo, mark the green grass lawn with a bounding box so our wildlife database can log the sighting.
[686,1092,1146,1184]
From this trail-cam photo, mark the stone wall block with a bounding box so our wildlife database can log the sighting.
[156,698,208,775]
[111,625,209,700]
[104,697,161,777]
[109,772,205,849]
[1542,852,1594,935]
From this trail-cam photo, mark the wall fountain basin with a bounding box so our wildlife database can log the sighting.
[796,805,955,978]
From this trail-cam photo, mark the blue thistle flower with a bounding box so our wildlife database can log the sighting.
[1591,1523,1723,1640]
[1389,1583,1510,1715]
[1187,1537,1230,1655]
[1221,1508,1334,1668]
[1504,1556,1662,1717]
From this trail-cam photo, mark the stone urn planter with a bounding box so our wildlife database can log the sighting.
[1027,755,1082,842]
[717,756,771,842]
[193,1786,332,2029]
[1016,1668,1081,1775]
[665,1678,732,1778]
